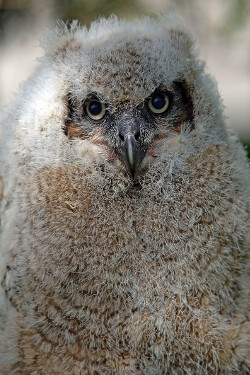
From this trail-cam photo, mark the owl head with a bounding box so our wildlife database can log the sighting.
[14,15,227,188]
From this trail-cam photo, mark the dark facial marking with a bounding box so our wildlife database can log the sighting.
[63,94,83,139]
[172,79,194,130]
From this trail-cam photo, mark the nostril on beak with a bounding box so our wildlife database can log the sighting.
[119,133,125,143]
[134,131,140,141]
[119,131,140,143]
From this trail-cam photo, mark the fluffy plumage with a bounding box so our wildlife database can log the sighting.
[0,15,250,375]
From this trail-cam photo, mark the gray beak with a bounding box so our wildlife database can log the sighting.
[123,133,146,178]
[112,112,151,178]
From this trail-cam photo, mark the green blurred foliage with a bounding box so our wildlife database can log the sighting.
[53,0,250,35]
[219,0,250,35]
[56,0,144,26]
[1,0,250,35]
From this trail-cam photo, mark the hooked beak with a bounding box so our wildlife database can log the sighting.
[111,111,153,178]
[123,133,146,178]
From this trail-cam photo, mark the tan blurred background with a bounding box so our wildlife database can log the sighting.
[0,0,249,150]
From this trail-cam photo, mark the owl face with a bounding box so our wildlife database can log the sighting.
[66,82,193,178]
[21,17,224,185]
[61,26,195,179]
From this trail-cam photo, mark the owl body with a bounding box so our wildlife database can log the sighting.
[0,16,250,374]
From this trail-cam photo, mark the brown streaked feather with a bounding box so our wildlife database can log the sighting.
[66,123,85,140]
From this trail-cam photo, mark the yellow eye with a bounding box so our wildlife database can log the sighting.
[86,100,106,120]
[148,92,170,114]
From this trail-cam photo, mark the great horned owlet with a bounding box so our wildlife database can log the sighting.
[0,15,250,375]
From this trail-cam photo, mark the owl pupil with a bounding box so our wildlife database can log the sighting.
[152,94,166,109]
[89,101,102,115]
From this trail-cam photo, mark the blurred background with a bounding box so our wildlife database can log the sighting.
[0,0,249,155]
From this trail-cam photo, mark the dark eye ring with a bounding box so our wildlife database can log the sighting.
[85,100,106,120]
[148,92,170,114]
